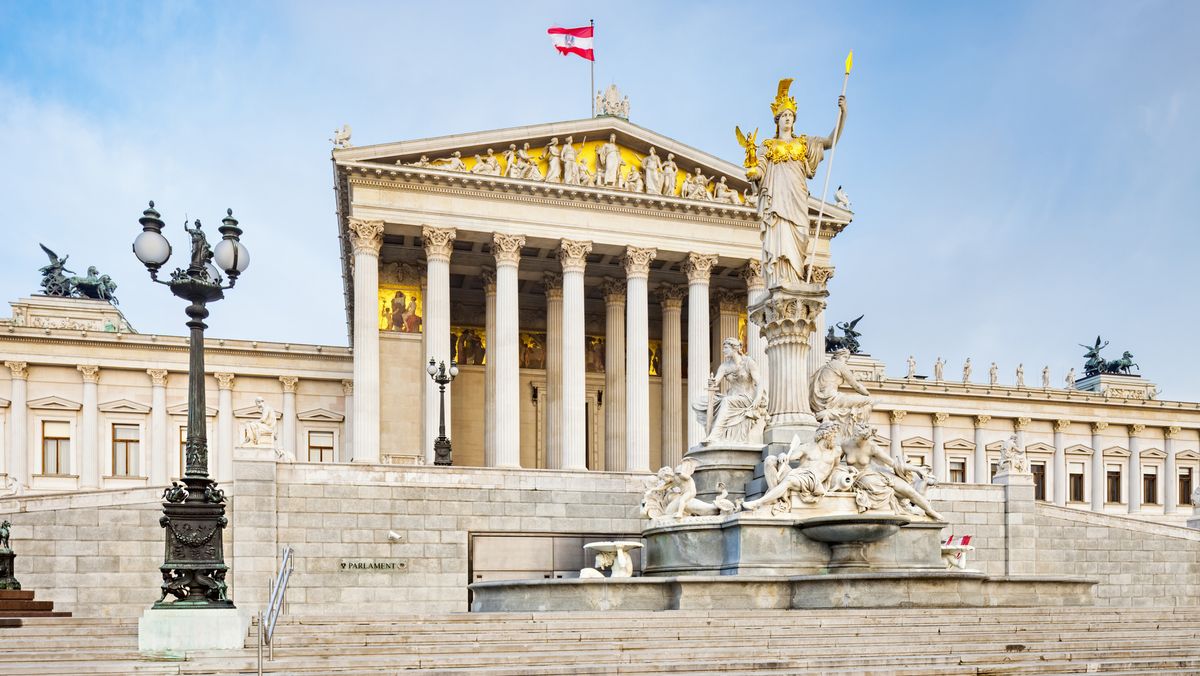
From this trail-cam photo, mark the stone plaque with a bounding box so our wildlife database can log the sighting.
[339,559,407,572]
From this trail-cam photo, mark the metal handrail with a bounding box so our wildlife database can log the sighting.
[257,545,294,676]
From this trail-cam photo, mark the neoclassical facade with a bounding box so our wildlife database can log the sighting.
[1,107,1197,527]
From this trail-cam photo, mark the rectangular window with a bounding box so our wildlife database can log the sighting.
[1180,468,1194,507]
[990,462,999,480]
[1031,462,1047,501]
[307,431,335,463]
[111,424,140,476]
[1069,472,1085,502]
[41,420,71,475]
[1106,469,1122,504]
[949,460,966,484]
[1143,467,1158,505]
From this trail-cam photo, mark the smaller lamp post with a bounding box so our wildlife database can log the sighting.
[427,358,458,466]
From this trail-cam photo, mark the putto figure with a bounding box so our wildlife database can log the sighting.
[742,78,846,289]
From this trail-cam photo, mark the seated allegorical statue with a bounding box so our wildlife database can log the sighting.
[691,338,767,445]
[241,396,278,447]
[742,421,842,512]
[841,422,942,521]
[809,348,873,423]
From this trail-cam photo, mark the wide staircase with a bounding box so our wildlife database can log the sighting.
[0,590,71,627]
[1,606,1200,674]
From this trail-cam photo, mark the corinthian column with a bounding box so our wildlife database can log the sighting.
[5,362,27,489]
[889,410,907,465]
[349,218,384,463]
[1128,423,1144,513]
[684,253,717,449]
[1091,421,1108,511]
[77,365,100,488]
[558,239,592,471]
[740,261,768,394]
[751,280,827,446]
[1165,426,1181,514]
[973,415,991,483]
[493,233,525,468]
[600,277,626,471]
[422,225,456,464]
[658,284,686,467]
[932,412,948,481]
[148,369,170,485]
[340,379,353,462]
[214,372,234,480]
[624,247,656,473]
[1053,419,1070,506]
[279,376,299,462]
[544,273,564,468]
[481,269,497,467]
[713,288,741,369]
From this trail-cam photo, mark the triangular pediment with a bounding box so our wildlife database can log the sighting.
[985,440,1006,452]
[944,438,975,451]
[28,395,81,411]
[235,404,282,419]
[98,399,151,414]
[1177,449,1200,460]
[901,436,933,449]
[167,402,216,417]
[0,396,8,408]
[1026,442,1056,454]
[297,407,344,423]
[1141,447,1166,459]
[1066,444,1094,456]
[1102,445,1130,457]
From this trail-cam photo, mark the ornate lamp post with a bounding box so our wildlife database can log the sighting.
[133,201,249,609]
[427,358,458,466]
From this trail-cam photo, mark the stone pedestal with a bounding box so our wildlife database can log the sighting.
[138,607,251,654]
[993,469,1036,576]
[0,547,19,590]
[1074,373,1157,400]
[683,442,764,502]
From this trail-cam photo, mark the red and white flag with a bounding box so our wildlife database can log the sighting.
[548,25,594,61]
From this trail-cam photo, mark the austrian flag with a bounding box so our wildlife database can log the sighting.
[548,25,594,61]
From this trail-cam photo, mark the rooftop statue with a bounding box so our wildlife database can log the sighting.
[1080,335,1140,377]
[835,184,852,209]
[71,266,119,305]
[739,78,846,289]
[823,314,864,355]
[38,243,74,296]
[329,124,352,149]
[37,243,119,305]
[595,84,630,119]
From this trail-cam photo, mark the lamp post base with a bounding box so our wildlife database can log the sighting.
[434,437,452,466]
[138,606,250,655]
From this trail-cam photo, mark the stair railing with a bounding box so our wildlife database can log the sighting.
[257,544,294,676]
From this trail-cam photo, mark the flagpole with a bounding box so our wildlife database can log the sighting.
[589,19,595,117]
[805,51,852,283]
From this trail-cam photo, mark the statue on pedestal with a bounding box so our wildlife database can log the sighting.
[739,79,846,289]
[962,357,972,384]
[743,421,841,512]
[691,338,766,445]
[999,434,1030,474]
[241,397,278,447]
[934,357,945,382]
[809,348,872,423]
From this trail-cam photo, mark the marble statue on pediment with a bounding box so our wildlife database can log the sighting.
[402,155,431,168]
[627,162,645,192]
[329,124,352,149]
[742,79,846,289]
[660,153,679,196]
[810,348,873,423]
[596,84,630,119]
[682,167,712,200]
[643,147,664,195]
[543,138,563,183]
[241,397,278,448]
[1015,364,1025,388]
[933,357,945,382]
[743,421,841,512]
[962,358,972,383]
[470,148,502,176]
[597,134,622,187]
[988,362,999,386]
[842,422,942,520]
[516,143,542,180]
[561,136,586,185]
[576,153,595,186]
[713,177,740,204]
[691,338,766,445]
[501,145,519,177]
[835,184,851,209]
[1042,365,1051,388]
[743,188,758,208]
[432,151,466,173]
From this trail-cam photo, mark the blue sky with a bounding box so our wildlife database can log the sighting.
[1,1,1197,398]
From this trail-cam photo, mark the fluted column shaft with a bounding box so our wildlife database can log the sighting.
[659,285,685,468]
[280,376,298,462]
[1052,420,1069,506]
[559,239,592,470]
[601,278,626,471]
[482,270,497,467]
[1091,422,1108,511]
[493,233,525,468]
[624,247,656,472]
[889,410,906,465]
[350,219,385,463]
[806,311,827,378]
[713,289,741,372]
[148,369,169,484]
[340,380,353,462]
[685,253,716,449]
[1165,427,1180,514]
[77,366,99,488]
[422,226,456,464]
[1128,425,1143,513]
[214,373,234,480]
[932,413,947,481]
[973,416,990,483]
[5,363,27,488]
[544,274,564,468]
[740,262,767,395]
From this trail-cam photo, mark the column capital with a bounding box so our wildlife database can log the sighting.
[809,266,836,285]
[421,226,457,262]
[1130,423,1145,435]
[492,233,525,266]
[543,272,563,300]
[621,246,657,279]
[657,282,686,309]
[684,252,718,283]
[1092,421,1109,433]
[600,277,626,304]
[739,259,765,291]
[890,409,907,423]
[932,412,949,426]
[1014,416,1031,431]
[1166,425,1182,439]
[1054,419,1072,432]
[973,414,991,428]
[715,287,742,313]
[558,239,592,273]
[148,369,170,387]
[279,375,299,393]
[348,218,385,256]
[5,361,28,380]
[76,364,100,383]
[213,372,234,390]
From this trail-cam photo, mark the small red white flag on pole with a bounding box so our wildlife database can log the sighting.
[548,25,594,61]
